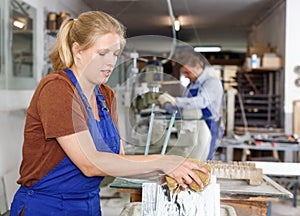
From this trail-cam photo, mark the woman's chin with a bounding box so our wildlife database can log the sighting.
[99,77,109,84]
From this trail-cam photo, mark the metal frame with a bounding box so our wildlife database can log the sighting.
[0,0,37,90]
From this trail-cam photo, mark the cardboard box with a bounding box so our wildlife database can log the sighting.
[247,44,278,58]
[293,100,300,137]
[262,54,282,69]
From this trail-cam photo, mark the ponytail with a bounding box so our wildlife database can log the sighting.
[49,18,75,71]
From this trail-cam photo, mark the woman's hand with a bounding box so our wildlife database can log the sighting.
[162,155,209,190]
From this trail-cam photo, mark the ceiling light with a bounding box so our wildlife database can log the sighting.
[13,20,25,29]
[174,18,180,31]
[194,46,221,52]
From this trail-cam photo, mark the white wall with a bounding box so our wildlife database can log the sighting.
[284,0,300,133]
[0,111,26,173]
[248,2,286,58]
[0,0,90,189]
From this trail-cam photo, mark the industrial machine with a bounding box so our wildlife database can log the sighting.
[115,54,174,155]
[115,52,213,160]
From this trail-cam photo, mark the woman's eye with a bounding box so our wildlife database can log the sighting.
[98,53,106,56]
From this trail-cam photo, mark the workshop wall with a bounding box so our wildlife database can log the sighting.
[248,1,286,59]
[284,0,300,134]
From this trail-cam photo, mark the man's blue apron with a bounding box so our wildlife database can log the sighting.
[10,69,120,216]
[188,87,218,160]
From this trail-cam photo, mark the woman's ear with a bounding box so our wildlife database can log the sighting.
[72,42,81,60]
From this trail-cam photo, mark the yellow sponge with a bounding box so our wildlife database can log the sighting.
[166,159,211,192]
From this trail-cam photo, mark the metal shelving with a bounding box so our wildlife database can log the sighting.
[234,68,284,129]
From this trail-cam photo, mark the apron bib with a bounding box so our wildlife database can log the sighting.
[10,69,120,216]
[188,86,218,160]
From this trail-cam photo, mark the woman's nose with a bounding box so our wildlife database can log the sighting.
[106,55,117,67]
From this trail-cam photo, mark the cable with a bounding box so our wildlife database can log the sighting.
[182,0,201,45]
[164,0,177,62]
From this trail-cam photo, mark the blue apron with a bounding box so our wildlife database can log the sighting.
[189,88,218,160]
[10,69,120,216]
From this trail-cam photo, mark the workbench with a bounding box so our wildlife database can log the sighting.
[254,161,300,208]
[110,175,292,216]
[218,175,292,216]
[218,137,300,162]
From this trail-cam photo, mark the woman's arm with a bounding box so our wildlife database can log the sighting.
[57,130,208,189]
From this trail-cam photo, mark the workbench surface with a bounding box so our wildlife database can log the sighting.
[219,175,292,199]
[110,175,292,199]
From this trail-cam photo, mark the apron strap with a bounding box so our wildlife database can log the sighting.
[64,69,92,112]
[94,86,109,119]
[64,69,107,119]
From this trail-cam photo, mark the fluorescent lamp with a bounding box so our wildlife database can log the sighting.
[13,20,25,29]
[174,19,180,31]
[194,46,221,52]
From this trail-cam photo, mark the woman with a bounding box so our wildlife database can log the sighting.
[10,11,208,215]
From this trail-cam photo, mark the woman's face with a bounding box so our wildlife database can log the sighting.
[76,33,121,85]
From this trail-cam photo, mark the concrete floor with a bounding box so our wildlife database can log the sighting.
[100,186,300,216]
[271,198,300,216]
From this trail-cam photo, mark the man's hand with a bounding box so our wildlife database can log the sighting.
[158,93,176,108]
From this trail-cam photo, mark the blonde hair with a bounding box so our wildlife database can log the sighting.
[49,11,126,71]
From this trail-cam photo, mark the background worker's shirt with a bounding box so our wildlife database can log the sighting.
[176,67,223,121]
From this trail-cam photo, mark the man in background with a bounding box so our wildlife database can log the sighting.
[158,51,224,160]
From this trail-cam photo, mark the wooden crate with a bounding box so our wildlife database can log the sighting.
[293,100,300,138]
